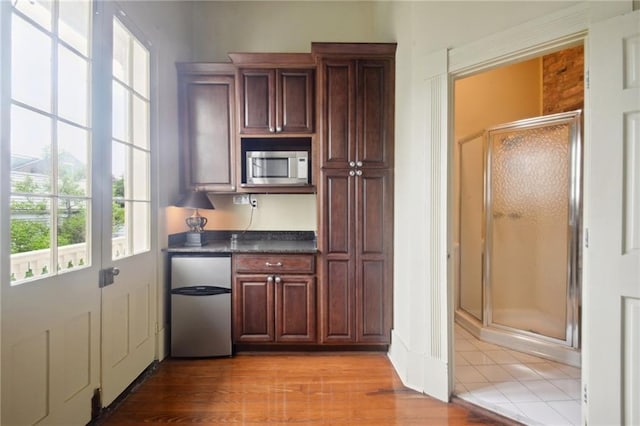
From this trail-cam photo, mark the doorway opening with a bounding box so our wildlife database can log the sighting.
[452,44,584,425]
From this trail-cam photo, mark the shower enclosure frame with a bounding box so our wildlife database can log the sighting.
[456,111,582,366]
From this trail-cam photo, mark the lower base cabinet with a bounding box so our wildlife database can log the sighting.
[233,254,316,344]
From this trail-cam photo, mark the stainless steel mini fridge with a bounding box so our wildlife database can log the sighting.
[170,255,232,357]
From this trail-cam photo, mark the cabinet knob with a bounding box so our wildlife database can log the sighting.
[356,170,363,176]
[349,170,356,177]
[265,261,283,267]
[356,161,363,167]
[276,126,282,133]
[349,161,356,168]
[274,276,282,284]
[267,276,274,283]
[269,127,275,133]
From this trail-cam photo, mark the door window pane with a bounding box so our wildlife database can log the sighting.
[14,0,52,31]
[58,45,89,125]
[112,19,130,84]
[132,148,149,200]
[111,17,151,260]
[10,105,52,194]
[132,95,149,149]
[11,14,52,112]
[58,122,89,196]
[112,81,130,142]
[112,141,128,199]
[57,198,88,272]
[10,196,52,282]
[9,0,92,285]
[58,0,90,55]
[112,201,128,259]
[132,202,150,255]
[132,39,149,97]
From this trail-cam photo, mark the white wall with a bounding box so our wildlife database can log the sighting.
[190,1,379,60]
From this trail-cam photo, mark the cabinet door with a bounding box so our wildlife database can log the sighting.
[275,275,316,342]
[277,69,314,133]
[356,60,393,169]
[233,275,275,342]
[319,60,356,168]
[355,169,392,343]
[180,74,236,191]
[320,169,356,343]
[239,69,275,134]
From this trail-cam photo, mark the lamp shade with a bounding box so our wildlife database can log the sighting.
[175,191,215,210]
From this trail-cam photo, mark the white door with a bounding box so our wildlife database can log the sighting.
[584,9,640,426]
[99,13,156,407]
[1,2,158,422]
[1,1,101,424]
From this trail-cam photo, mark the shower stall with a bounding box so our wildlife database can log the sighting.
[455,111,582,367]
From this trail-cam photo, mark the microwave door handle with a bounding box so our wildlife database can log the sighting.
[288,157,296,178]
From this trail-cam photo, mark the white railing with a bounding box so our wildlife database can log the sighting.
[10,237,127,282]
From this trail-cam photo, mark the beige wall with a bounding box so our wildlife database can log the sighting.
[454,58,543,142]
[166,194,317,234]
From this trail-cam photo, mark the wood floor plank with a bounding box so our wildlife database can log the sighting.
[96,353,520,425]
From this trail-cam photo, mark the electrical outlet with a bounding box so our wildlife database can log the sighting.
[233,195,250,205]
[250,198,258,208]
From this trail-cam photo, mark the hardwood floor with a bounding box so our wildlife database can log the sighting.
[97,353,519,425]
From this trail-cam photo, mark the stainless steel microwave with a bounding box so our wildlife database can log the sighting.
[245,151,309,185]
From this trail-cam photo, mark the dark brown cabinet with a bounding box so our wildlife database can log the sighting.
[177,63,237,192]
[314,43,396,345]
[233,254,316,344]
[237,68,314,135]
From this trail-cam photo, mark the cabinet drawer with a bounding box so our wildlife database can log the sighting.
[234,254,315,274]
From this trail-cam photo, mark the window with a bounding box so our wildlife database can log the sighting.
[111,17,151,259]
[9,0,92,283]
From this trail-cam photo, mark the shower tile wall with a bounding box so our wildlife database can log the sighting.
[455,324,581,426]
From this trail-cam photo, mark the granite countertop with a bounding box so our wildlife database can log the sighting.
[166,231,317,254]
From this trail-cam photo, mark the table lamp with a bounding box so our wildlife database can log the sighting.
[175,190,215,247]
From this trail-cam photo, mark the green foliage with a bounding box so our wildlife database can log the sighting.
[10,220,50,254]
[14,175,41,193]
[113,201,125,233]
[57,212,86,246]
[113,176,125,198]
[11,162,127,255]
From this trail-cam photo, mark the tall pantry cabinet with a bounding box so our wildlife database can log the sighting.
[313,43,396,345]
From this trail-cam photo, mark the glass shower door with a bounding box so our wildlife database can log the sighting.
[486,112,581,345]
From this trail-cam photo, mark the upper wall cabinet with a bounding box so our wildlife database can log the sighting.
[314,47,394,170]
[177,63,237,192]
[230,53,315,135]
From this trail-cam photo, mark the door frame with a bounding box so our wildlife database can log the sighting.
[444,0,630,406]
[388,0,632,407]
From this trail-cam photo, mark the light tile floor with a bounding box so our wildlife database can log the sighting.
[454,324,581,425]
